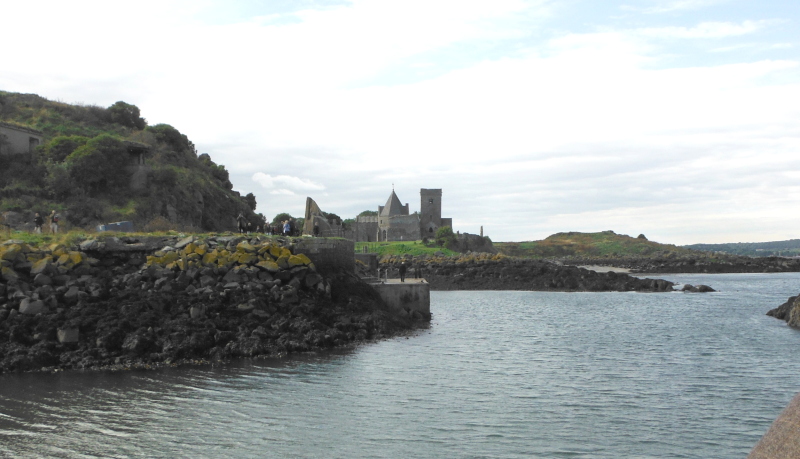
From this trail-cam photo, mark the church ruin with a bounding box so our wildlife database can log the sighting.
[353,188,452,242]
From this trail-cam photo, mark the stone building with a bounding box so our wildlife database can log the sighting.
[0,122,43,156]
[354,188,452,242]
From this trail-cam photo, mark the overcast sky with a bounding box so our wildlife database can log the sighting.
[3,0,799,244]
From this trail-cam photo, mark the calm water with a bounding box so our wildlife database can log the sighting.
[2,273,800,458]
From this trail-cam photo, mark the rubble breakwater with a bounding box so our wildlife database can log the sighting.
[380,254,675,292]
[0,235,420,374]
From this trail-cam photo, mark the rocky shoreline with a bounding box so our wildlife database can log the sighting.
[0,235,422,374]
[555,255,800,274]
[380,254,676,292]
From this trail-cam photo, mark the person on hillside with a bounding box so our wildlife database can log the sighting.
[33,213,44,234]
[49,210,59,234]
[399,262,407,282]
[283,220,291,236]
[236,213,247,234]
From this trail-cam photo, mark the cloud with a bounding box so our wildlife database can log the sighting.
[622,0,729,14]
[637,20,772,39]
[253,173,325,193]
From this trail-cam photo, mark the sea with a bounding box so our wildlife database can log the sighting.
[2,272,800,458]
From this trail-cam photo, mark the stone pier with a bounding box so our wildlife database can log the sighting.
[369,279,430,315]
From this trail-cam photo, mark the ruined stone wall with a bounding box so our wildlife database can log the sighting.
[383,215,420,242]
[354,217,378,242]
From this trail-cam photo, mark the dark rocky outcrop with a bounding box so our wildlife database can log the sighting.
[380,254,675,292]
[558,255,800,274]
[767,295,800,327]
[0,236,420,374]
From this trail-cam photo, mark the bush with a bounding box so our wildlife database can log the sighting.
[65,134,130,194]
[43,135,89,162]
[435,226,458,249]
[107,101,146,130]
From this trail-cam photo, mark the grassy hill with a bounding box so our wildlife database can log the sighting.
[495,231,697,259]
[0,91,261,231]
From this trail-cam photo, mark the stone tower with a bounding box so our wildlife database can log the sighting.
[419,188,443,237]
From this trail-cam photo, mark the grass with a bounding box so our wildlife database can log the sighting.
[495,231,696,259]
[355,240,459,257]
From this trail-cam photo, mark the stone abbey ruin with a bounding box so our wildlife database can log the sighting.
[304,188,452,242]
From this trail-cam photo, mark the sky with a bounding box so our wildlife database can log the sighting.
[2,0,799,244]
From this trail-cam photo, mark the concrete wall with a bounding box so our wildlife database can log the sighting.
[370,282,430,314]
[0,123,43,156]
[291,238,354,275]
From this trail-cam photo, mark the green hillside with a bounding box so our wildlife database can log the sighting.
[0,91,261,231]
[495,231,697,259]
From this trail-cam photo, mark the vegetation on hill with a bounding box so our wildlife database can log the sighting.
[0,91,262,231]
[684,240,800,257]
[495,231,697,259]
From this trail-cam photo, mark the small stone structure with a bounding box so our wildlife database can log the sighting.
[0,122,43,156]
[369,280,430,315]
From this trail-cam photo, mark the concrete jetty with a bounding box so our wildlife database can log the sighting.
[368,278,430,315]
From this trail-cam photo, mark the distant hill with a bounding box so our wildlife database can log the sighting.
[683,240,800,257]
[0,91,261,231]
[495,231,697,259]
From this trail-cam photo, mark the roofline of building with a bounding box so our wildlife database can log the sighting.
[0,121,44,137]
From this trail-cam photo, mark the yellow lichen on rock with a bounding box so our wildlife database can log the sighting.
[256,259,280,273]
[0,245,21,261]
[237,252,257,265]
[68,251,83,266]
[183,243,197,255]
[276,255,290,270]
[288,254,311,268]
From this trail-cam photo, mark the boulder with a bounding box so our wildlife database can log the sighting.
[34,273,52,286]
[19,299,45,315]
[57,328,79,344]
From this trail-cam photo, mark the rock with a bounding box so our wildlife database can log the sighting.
[175,236,194,249]
[189,306,205,319]
[33,273,52,286]
[30,258,52,276]
[57,328,79,344]
[19,299,45,315]
[63,286,80,303]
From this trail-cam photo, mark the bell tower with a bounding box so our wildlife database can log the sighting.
[420,188,443,236]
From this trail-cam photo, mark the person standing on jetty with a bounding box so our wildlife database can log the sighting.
[33,212,44,234]
[399,262,407,282]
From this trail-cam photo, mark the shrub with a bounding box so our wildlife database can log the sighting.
[65,134,130,194]
[107,101,146,130]
[43,135,89,162]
